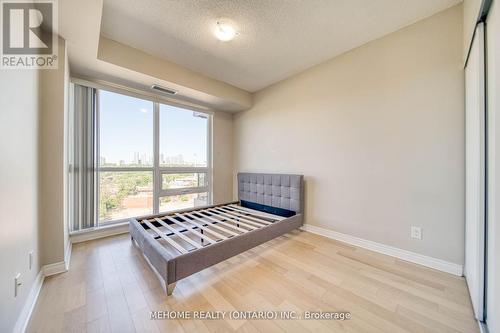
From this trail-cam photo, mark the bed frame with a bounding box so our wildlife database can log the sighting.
[129,173,304,295]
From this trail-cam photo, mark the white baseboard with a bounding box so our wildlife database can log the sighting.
[70,222,129,243]
[12,271,44,333]
[42,261,67,277]
[14,241,73,332]
[301,224,463,276]
[42,241,72,277]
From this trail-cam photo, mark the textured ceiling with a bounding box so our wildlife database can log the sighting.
[101,0,461,92]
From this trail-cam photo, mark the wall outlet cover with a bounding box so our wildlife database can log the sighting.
[411,226,422,240]
[29,251,34,270]
[14,273,22,297]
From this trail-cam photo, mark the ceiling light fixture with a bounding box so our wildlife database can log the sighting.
[214,21,236,41]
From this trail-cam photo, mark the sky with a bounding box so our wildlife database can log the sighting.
[99,89,207,166]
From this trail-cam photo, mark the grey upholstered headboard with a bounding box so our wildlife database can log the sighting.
[237,173,304,214]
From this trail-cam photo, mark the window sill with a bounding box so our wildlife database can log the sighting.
[70,222,130,244]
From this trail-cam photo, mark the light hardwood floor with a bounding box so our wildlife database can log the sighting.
[27,230,479,333]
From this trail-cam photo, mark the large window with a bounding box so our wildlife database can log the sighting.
[98,89,211,225]
[159,104,208,167]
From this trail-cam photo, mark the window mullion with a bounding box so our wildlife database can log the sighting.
[95,89,100,228]
[159,187,209,197]
[153,101,160,214]
[208,114,213,205]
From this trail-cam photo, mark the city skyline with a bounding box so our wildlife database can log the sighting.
[99,152,206,166]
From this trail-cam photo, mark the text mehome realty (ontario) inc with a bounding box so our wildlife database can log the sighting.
[150,310,352,321]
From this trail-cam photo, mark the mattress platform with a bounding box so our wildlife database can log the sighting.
[130,173,304,295]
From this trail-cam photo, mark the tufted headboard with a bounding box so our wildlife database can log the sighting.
[237,173,304,216]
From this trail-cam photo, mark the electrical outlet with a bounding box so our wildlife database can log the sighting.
[411,226,422,240]
[29,251,34,270]
[14,274,22,297]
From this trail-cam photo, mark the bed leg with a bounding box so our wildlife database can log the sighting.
[167,282,176,296]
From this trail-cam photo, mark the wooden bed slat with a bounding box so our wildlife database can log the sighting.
[210,208,267,228]
[216,207,272,225]
[198,211,251,233]
[154,218,204,249]
[140,203,288,256]
[183,212,241,237]
[173,213,226,241]
[143,220,188,254]
[228,204,286,221]
[195,211,250,233]
[203,209,258,230]
[163,215,217,244]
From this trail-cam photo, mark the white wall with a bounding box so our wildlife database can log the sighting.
[0,70,41,332]
[486,0,500,330]
[234,5,465,264]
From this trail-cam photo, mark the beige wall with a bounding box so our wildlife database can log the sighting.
[234,5,465,264]
[487,0,500,330]
[212,111,234,204]
[0,36,70,333]
[0,69,41,332]
[40,38,70,265]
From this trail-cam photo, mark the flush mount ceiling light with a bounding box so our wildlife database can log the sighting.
[214,21,236,41]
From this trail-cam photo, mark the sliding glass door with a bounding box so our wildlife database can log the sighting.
[97,88,211,226]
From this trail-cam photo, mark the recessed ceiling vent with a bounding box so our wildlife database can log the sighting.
[151,84,177,95]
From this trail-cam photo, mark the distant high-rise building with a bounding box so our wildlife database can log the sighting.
[100,156,106,165]
[134,152,140,164]
[167,154,184,165]
[140,153,148,165]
